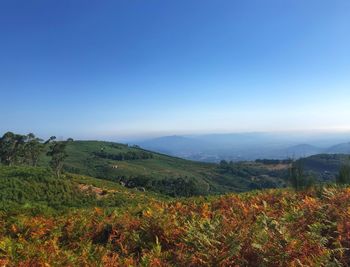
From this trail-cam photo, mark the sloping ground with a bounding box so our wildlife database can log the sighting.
[300,154,350,182]
[1,187,350,266]
[327,142,350,154]
[39,140,288,195]
[0,166,160,213]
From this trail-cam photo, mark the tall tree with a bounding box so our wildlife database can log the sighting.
[0,132,26,166]
[24,133,44,166]
[46,137,72,178]
[336,164,350,185]
[289,159,316,191]
[289,160,304,191]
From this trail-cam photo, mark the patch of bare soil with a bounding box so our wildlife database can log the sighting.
[263,163,291,171]
[78,184,117,198]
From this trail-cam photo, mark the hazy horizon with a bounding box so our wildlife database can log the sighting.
[1,129,349,145]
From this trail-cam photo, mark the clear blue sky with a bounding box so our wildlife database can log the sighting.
[0,0,349,140]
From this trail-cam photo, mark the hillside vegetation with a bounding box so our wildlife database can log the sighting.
[5,132,346,196]
[1,184,350,266]
[0,166,160,214]
[300,154,350,181]
[1,133,350,266]
[39,140,289,195]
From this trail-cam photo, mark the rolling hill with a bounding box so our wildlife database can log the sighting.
[299,154,350,182]
[326,142,350,154]
[2,179,350,266]
[0,165,160,213]
[1,142,350,266]
[138,135,208,156]
[284,144,323,157]
[134,133,350,162]
[39,140,289,195]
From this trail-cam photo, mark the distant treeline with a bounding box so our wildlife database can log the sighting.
[93,151,153,161]
[218,160,256,177]
[217,160,288,188]
[255,159,293,165]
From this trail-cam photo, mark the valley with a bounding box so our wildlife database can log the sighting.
[38,140,291,195]
[0,135,350,266]
[136,134,350,162]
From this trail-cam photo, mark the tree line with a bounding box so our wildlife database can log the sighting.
[289,158,350,191]
[0,132,72,177]
[219,157,350,191]
[93,150,153,161]
[255,159,293,165]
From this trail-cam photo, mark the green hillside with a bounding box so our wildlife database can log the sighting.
[1,142,350,266]
[39,140,288,195]
[0,166,161,214]
[2,177,350,266]
[299,154,350,182]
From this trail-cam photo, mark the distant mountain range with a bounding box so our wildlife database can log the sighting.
[134,133,350,162]
[327,142,350,154]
